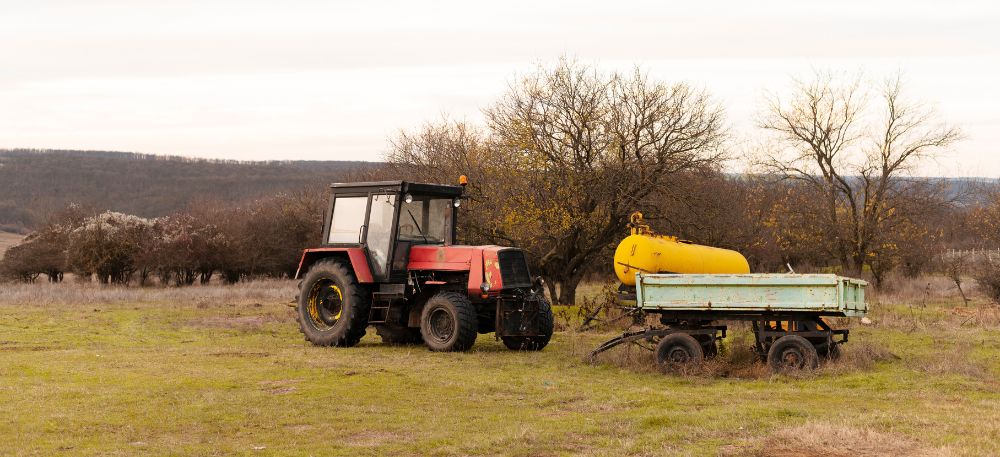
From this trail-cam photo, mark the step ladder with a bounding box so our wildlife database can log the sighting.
[368,284,405,324]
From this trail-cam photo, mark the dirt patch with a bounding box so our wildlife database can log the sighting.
[721,422,952,457]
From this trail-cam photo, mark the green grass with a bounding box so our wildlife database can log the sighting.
[1,282,998,456]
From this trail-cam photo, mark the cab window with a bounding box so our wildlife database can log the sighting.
[398,197,453,244]
[328,196,368,243]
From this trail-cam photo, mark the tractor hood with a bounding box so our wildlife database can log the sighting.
[408,245,531,295]
[407,245,506,271]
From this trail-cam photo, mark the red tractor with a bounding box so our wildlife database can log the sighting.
[293,179,554,352]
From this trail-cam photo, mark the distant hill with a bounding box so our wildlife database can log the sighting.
[0,149,381,231]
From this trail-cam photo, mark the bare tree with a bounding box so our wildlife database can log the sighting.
[759,72,961,281]
[941,250,972,305]
[388,59,725,304]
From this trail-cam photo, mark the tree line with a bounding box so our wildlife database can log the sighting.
[1,192,324,285]
[3,60,1000,303]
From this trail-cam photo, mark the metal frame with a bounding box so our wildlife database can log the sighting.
[321,181,464,283]
[494,288,546,337]
[588,325,727,361]
[588,310,848,361]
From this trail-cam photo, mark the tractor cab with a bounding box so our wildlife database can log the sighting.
[322,180,464,282]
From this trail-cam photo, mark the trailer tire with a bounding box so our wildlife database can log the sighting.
[501,294,554,351]
[295,260,370,347]
[376,325,424,345]
[767,335,819,372]
[420,292,478,352]
[655,333,704,370]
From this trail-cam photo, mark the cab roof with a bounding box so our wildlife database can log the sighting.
[329,180,464,197]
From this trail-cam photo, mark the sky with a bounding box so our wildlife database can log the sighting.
[1,0,998,176]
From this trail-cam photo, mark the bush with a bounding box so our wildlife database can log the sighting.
[66,211,155,284]
[2,193,324,286]
[974,259,1000,304]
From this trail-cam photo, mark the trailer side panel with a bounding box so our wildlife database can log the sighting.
[636,273,867,318]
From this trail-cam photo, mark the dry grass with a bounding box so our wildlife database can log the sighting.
[873,272,990,307]
[722,422,954,457]
[0,279,297,307]
[905,341,994,380]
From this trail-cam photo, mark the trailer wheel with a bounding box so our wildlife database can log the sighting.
[420,292,478,352]
[501,294,554,351]
[655,333,704,370]
[296,260,370,347]
[767,335,819,372]
[376,325,424,345]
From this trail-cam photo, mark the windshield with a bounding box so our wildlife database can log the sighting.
[398,197,453,244]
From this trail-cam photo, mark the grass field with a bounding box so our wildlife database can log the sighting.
[1,279,998,456]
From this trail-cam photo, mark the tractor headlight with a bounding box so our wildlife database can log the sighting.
[453,198,461,208]
[404,193,413,204]
[480,282,491,293]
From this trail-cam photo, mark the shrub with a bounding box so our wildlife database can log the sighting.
[66,211,155,284]
[974,258,1000,304]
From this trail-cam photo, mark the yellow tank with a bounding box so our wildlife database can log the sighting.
[614,213,750,286]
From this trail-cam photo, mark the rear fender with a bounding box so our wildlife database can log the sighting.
[295,248,374,283]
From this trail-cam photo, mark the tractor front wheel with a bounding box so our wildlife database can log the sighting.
[296,260,370,347]
[420,292,478,352]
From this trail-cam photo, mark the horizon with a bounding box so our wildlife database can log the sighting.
[2,0,998,177]
[4,148,1000,182]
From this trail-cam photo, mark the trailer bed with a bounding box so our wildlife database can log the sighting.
[636,273,867,318]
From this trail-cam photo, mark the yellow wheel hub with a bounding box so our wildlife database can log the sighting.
[307,281,344,329]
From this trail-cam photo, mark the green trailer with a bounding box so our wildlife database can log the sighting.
[590,273,869,372]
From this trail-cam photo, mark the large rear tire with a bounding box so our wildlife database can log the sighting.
[501,294,554,351]
[420,292,478,352]
[295,260,370,347]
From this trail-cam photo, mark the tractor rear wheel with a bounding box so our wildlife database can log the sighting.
[501,294,554,351]
[376,325,424,345]
[655,333,704,371]
[420,292,477,352]
[295,260,370,347]
[767,335,819,372]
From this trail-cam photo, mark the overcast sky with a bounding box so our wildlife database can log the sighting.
[1,0,997,176]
